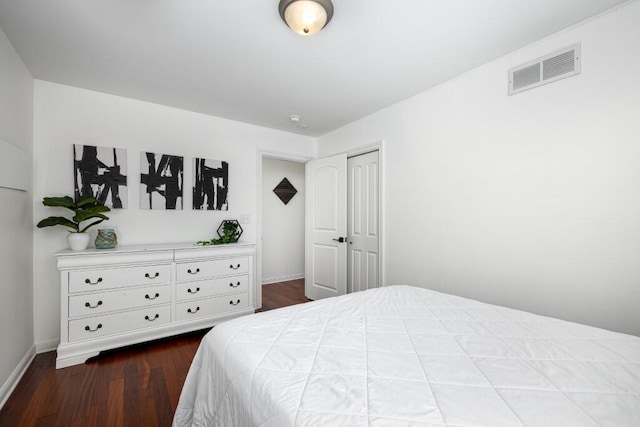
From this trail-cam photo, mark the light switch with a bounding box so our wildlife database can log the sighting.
[240,214,251,224]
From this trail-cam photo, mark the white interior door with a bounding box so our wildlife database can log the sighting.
[347,151,380,293]
[305,153,347,300]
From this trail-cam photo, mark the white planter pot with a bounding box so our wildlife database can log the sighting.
[67,232,90,251]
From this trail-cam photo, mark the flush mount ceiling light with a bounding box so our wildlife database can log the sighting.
[289,114,309,129]
[278,0,334,36]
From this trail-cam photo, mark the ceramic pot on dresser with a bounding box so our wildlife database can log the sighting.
[55,242,256,368]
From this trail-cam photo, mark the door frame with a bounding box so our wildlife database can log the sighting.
[256,150,313,308]
[320,139,386,293]
[256,139,386,307]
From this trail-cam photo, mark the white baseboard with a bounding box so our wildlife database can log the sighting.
[0,345,36,410]
[262,274,305,285]
[35,338,59,354]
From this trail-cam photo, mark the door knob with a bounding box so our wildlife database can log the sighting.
[332,237,346,243]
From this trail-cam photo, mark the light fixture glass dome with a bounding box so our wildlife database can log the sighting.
[279,0,334,36]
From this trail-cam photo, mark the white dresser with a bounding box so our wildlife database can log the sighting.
[55,242,256,368]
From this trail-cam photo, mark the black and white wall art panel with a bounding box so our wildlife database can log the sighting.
[140,152,184,210]
[193,158,229,210]
[73,144,128,208]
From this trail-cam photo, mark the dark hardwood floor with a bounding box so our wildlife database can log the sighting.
[0,279,307,427]
[261,278,310,311]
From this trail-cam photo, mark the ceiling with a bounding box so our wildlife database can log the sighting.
[0,0,629,136]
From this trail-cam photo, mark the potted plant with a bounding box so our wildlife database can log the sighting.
[37,196,111,251]
[197,220,243,246]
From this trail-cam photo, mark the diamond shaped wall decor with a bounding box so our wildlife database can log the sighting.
[273,177,297,205]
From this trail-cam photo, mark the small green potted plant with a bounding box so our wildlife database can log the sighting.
[197,220,243,246]
[37,196,111,251]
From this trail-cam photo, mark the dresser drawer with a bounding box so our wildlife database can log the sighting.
[68,284,170,318]
[176,275,248,301]
[68,304,171,342]
[176,293,249,321]
[176,257,248,282]
[68,264,171,293]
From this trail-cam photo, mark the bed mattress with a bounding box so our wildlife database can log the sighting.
[173,285,640,426]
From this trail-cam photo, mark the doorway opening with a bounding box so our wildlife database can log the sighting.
[257,153,311,309]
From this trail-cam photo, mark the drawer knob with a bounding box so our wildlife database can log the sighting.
[187,306,200,314]
[229,264,241,270]
[229,299,241,306]
[84,300,103,309]
[229,281,241,288]
[187,287,200,294]
[145,293,160,300]
[145,314,160,321]
[187,268,200,275]
[84,323,103,332]
[84,277,103,285]
[145,272,160,279]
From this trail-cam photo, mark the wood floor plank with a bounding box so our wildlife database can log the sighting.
[0,279,307,426]
[105,378,124,427]
[86,405,101,427]
[150,366,174,425]
[123,363,142,426]
[89,363,109,407]
[34,414,57,427]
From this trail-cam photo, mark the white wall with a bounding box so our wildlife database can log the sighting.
[0,26,34,402]
[318,2,640,336]
[33,81,315,347]
[261,158,305,284]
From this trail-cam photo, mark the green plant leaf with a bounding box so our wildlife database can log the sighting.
[92,205,111,213]
[76,197,106,208]
[196,237,225,245]
[38,195,111,234]
[37,216,78,231]
[73,206,110,221]
[79,219,106,233]
[42,196,76,210]
[73,211,109,224]
[76,197,97,206]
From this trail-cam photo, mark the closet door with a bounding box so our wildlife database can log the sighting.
[347,151,380,293]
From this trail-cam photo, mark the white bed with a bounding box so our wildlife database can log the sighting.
[173,285,640,426]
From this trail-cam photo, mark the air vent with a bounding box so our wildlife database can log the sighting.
[509,43,581,95]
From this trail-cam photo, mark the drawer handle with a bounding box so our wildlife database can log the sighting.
[145,293,160,300]
[145,272,160,279]
[229,299,241,306]
[187,268,200,275]
[229,264,241,270]
[84,277,103,285]
[229,281,241,288]
[187,306,200,314]
[84,323,103,332]
[145,314,160,321]
[187,287,200,294]
[84,300,103,309]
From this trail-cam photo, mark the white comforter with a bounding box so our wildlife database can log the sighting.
[173,285,640,426]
